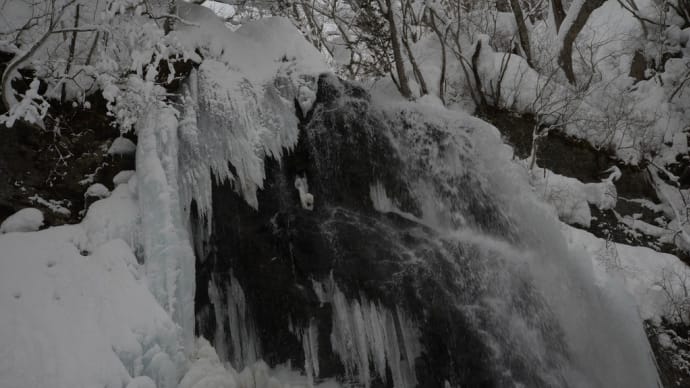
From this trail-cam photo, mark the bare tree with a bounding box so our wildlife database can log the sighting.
[382,0,412,98]
[657,267,690,324]
[1,0,79,114]
[557,0,607,85]
[510,0,533,66]
[550,0,566,31]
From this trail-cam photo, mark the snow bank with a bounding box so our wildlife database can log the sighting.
[0,229,183,388]
[113,170,136,186]
[85,183,111,200]
[82,181,140,254]
[109,137,137,156]
[0,208,44,233]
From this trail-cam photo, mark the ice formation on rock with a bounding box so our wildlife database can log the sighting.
[208,274,261,371]
[309,279,420,388]
[136,105,196,353]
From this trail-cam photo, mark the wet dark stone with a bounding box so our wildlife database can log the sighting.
[629,51,649,82]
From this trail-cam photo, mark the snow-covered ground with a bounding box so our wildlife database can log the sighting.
[0,178,184,388]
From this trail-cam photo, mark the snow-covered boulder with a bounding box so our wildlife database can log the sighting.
[530,166,617,227]
[113,170,136,186]
[0,208,44,233]
[85,183,111,206]
[108,137,137,156]
[82,183,140,254]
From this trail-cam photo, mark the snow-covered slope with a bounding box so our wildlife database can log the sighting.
[0,183,184,388]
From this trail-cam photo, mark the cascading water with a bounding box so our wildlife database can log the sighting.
[189,73,660,387]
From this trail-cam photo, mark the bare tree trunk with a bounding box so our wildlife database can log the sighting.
[558,0,606,85]
[551,0,566,31]
[62,4,80,103]
[384,0,412,98]
[85,31,100,66]
[164,0,176,33]
[428,11,447,104]
[471,39,488,108]
[509,0,533,67]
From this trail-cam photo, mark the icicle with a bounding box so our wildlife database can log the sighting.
[136,104,196,356]
[290,318,321,382]
[177,60,301,225]
[306,279,420,388]
[208,273,261,370]
[226,274,261,370]
[208,277,229,362]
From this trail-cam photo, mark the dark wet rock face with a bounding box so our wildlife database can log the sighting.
[0,94,132,226]
[195,76,568,387]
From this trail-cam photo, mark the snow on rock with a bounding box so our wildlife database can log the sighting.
[82,182,140,255]
[108,137,137,156]
[0,229,184,388]
[136,104,196,354]
[173,5,327,84]
[85,183,111,200]
[114,170,136,186]
[0,208,44,233]
[529,165,617,227]
[172,3,327,218]
[126,376,157,388]
[28,195,71,217]
[654,179,690,253]
[294,175,314,210]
